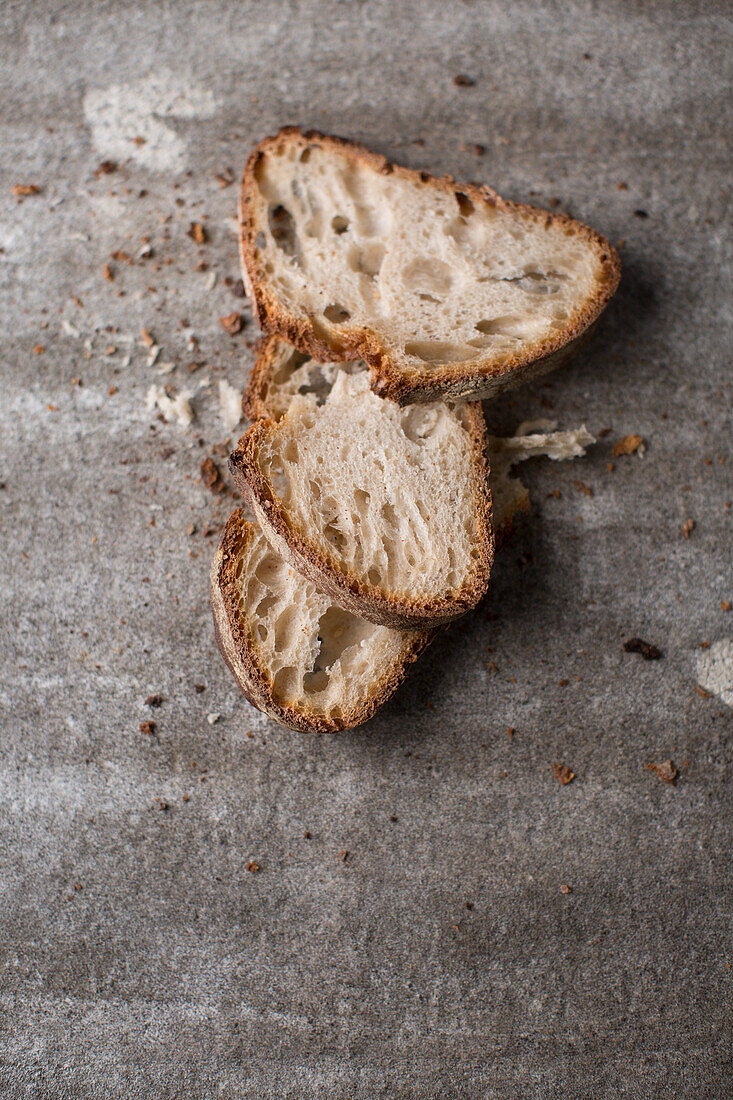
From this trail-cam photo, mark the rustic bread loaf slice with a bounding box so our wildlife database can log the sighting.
[211,510,434,732]
[239,128,621,405]
[243,336,594,546]
[230,356,493,629]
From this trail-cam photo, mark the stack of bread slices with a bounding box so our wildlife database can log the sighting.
[210,129,620,732]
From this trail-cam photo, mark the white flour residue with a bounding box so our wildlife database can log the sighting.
[696,639,733,706]
[83,71,218,172]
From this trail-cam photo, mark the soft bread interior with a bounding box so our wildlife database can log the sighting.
[249,136,612,376]
[228,518,425,720]
[249,370,486,606]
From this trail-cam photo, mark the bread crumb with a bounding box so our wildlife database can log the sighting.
[453,74,475,86]
[573,479,593,497]
[12,184,42,197]
[560,884,572,894]
[721,601,731,612]
[141,327,155,346]
[206,713,220,725]
[200,456,224,494]
[102,262,114,281]
[139,720,156,736]
[624,637,662,660]
[612,434,643,457]
[145,694,163,708]
[553,762,575,785]
[682,518,695,539]
[337,849,349,862]
[646,759,677,784]
[246,861,260,872]
[187,221,207,244]
[146,384,194,428]
[218,379,242,432]
[219,311,244,336]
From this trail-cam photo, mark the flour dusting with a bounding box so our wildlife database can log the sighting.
[83,72,217,172]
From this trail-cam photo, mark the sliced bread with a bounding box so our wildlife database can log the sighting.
[239,128,621,404]
[211,509,434,732]
[244,336,595,547]
[230,347,493,629]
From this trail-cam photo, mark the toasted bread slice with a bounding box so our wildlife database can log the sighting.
[239,128,620,405]
[211,510,434,732]
[230,356,493,629]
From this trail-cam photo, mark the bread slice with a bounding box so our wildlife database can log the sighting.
[211,509,435,732]
[230,348,493,629]
[244,336,594,547]
[239,128,621,405]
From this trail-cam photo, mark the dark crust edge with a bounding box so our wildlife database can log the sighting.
[238,127,622,406]
[210,510,436,733]
[229,400,495,630]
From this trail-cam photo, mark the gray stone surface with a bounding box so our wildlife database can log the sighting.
[1,1,731,1096]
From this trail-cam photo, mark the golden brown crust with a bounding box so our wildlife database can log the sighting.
[229,402,494,629]
[239,127,621,405]
[210,510,435,733]
[242,334,310,422]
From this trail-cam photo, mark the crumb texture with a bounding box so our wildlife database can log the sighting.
[251,369,485,605]
[246,133,615,379]
[227,518,422,720]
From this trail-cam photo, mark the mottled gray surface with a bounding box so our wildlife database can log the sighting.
[1,1,732,1096]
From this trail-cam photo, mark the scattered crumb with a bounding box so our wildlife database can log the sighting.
[612,434,643,457]
[303,830,311,839]
[465,901,473,910]
[218,311,245,336]
[194,684,206,693]
[132,136,146,146]
[215,169,235,187]
[200,456,224,494]
[682,518,695,539]
[187,221,207,244]
[553,762,575,785]
[695,684,713,699]
[94,160,117,177]
[246,861,261,872]
[102,262,114,281]
[218,379,242,432]
[145,694,163,708]
[337,849,349,862]
[721,601,731,612]
[453,74,475,86]
[12,183,42,197]
[560,884,572,895]
[32,344,44,355]
[139,720,157,736]
[573,479,593,497]
[506,727,515,738]
[110,249,131,262]
[470,143,485,156]
[634,209,649,218]
[617,181,628,191]
[146,384,194,428]
[206,713,220,725]
[141,327,155,346]
[646,759,677,784]
[624,638,662,660]
[107,385,118,396]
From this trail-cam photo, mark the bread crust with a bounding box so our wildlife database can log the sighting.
[210,510,435,732]
[229,399,494,629]
[239,127,621,405]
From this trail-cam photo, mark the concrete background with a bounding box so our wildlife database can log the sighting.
[1,1,731,1096]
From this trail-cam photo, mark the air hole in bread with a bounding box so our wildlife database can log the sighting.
[268,204,299,260]
[284,438,299,462]
[404,340,480,364]
[354,488,370,514]
[331,215,349,234]
[455,192,475,218]
[402,406,439,442]
[272,666,298,703]
[300,147,311,163]
[347,242,385,279]
[402,257,453,298]
[475,316,523,335]
[381,501,398,528]
[368,566,382,586]
[324,523,346,551]
[274,606,298,652]
[323,303,351,324]
[256,623,268,642]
